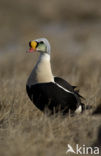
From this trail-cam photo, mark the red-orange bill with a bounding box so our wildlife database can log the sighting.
[26,48,35,53]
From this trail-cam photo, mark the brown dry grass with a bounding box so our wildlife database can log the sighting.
[0,0,101,155]
[0,49,101,156]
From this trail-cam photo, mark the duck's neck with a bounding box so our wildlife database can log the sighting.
[27,53,54,86]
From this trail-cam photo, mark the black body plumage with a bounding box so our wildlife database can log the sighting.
[26,77,84,115]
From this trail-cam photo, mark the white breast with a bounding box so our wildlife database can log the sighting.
[27,53,54,86]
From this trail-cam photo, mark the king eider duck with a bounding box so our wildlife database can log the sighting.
[26,38,85,115]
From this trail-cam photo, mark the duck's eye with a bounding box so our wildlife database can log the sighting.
[36,41,44,47]
[40,41,44,44]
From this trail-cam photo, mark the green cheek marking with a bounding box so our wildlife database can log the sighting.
[38,44,47,51]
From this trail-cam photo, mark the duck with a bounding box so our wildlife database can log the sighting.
[26,38,85,115]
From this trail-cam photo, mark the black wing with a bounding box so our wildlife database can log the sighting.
[54,76,84,100]
[54,77,75,92]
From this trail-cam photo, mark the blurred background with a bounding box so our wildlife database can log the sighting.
[0,0,101,55]
[0,1,101,156]
[1,0,101,93]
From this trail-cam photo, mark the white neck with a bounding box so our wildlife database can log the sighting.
[27,53,54,86]
[39,53,50,61]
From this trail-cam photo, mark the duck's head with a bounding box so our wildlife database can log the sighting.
[27,38,51,55]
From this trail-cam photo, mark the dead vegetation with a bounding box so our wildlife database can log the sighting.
[0,50,101,156]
